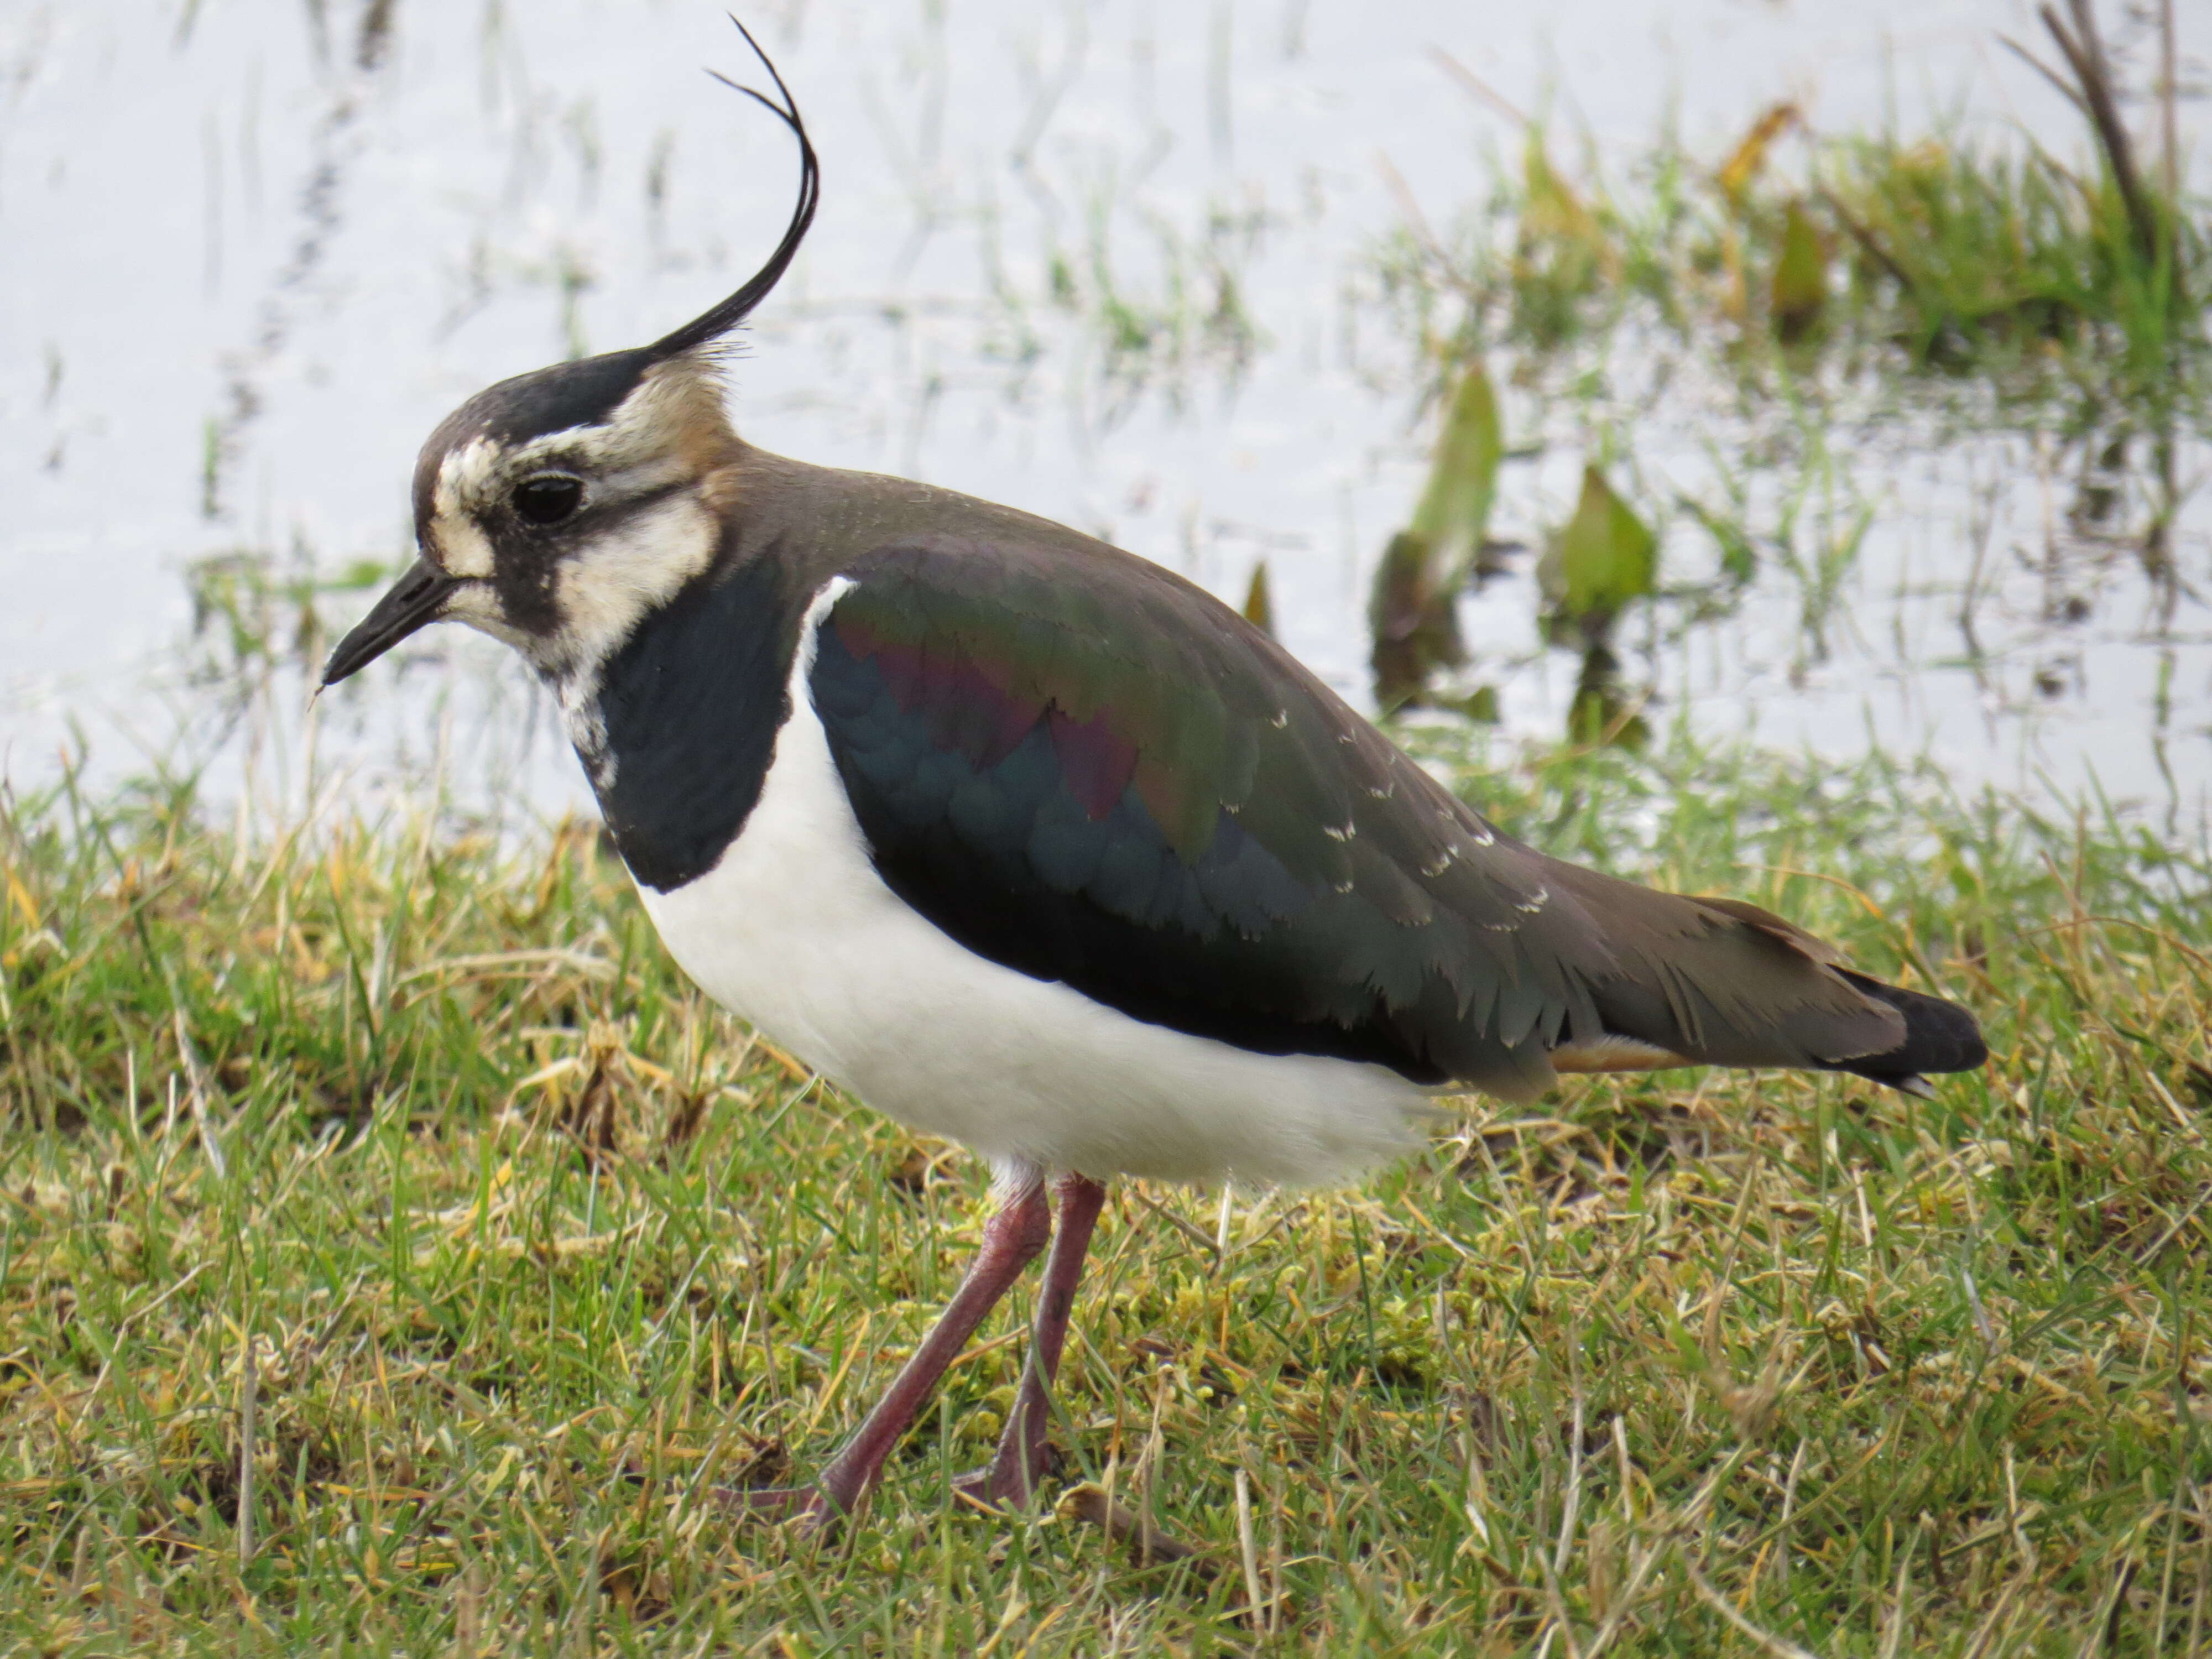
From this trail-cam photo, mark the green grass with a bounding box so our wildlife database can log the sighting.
[1377,110,2209,417]
[1363,69,2208,743]
[2,733,2208,1655]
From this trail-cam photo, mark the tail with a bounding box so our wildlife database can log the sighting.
[1821,970,1989,1096]
[1533,856,1987,1099]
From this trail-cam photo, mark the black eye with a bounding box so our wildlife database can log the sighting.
[512,474,585,526]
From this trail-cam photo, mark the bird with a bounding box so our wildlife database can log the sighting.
[320,25,1986,1530]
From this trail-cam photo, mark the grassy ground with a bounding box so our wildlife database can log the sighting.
[1,732,2208,1656]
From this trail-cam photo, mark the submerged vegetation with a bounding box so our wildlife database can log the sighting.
[1,732,2208,1653]
[1368,2,2207,728]
[1399,106,2204,390]
[1390,5,2204,392]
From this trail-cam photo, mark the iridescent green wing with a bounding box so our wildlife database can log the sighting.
[809,536,1619,1098]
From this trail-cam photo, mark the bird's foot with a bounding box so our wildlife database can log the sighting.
[1057,1484,1209,1568]
[709,1481,847,1531]
[714,1457,1056,1530]
[950,1442,1062,1512]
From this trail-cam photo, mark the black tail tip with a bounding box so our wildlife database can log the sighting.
[1830,969,1988,1093]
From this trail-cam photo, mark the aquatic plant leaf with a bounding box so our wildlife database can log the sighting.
[1522,137,1603,254]
[1369,530,1465,711]
[1369,360,1499,709]
[1541,466,1657,628]
[1407,359,1503,572]
[1567,638,1650,750]
[1771,197,1828,341]
[1242,560,1275,639]
[1511,134,1614,343]
[1718,103,1800,208]
[1447,684,1500,725]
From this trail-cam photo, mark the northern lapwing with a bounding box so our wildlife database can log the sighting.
[321,26,1987,1527]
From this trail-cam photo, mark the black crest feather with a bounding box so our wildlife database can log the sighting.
[645,15,819,362]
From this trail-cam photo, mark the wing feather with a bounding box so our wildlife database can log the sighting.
[808,536,1910,1098]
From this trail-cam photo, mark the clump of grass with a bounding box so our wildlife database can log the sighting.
[1819,129,2200,383]
[1385,19,2207,409]
[182,547,397,693]
[2,734,2208,1653]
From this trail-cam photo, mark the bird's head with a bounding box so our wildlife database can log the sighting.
[354,346,745,681]
[320,23,815,692]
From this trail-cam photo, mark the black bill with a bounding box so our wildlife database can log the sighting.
[320,560,461,687]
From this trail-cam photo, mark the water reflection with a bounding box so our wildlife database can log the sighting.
[1,0,2204,824]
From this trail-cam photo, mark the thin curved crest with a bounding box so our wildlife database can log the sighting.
[645,15,819,362]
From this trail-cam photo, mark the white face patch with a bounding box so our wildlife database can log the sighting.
[427,438,504,577]
[559,676,613,790]
[416,353,738,677]
[434,436,502,519]
[438,582,533,651]
[431,514,497,580]
[546,492,722,672]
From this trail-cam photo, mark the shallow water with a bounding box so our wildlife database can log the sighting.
[2,0,2205,826]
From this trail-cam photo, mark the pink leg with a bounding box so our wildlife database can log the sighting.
[962,1172,1108,1508]
[731,1178,1052,1525]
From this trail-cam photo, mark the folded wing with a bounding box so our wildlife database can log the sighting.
[808,538,1980,1101]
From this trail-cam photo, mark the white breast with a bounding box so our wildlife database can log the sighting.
[634,580,1432,1188]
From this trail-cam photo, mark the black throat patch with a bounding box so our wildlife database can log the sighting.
[578,552,800,892]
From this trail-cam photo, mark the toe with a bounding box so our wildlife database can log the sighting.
[710,1483,817,1520]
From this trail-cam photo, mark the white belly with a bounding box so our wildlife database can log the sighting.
[633,582,1430,1188]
